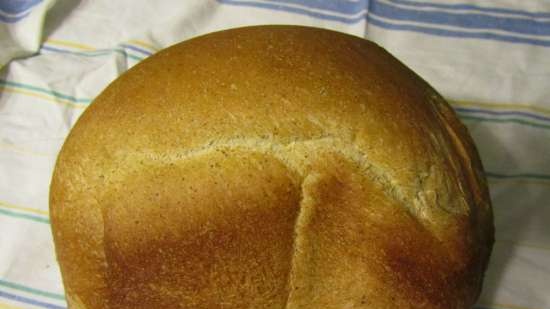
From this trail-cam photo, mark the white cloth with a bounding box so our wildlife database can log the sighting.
[1,1,549,308]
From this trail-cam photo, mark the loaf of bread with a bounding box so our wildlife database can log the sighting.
[50,25,494,309]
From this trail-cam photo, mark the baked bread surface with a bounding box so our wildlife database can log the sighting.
[50,25,494,309]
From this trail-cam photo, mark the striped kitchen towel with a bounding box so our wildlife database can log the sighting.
[1,1,549,308]
[0,0,56,67]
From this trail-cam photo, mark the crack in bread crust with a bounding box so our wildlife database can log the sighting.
[108,137,469,308]
[127,136,420,216]
[102,138,463,309]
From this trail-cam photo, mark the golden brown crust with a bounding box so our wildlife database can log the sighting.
[50,25,493,309]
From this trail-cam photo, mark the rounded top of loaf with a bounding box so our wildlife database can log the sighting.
[50,25,494,309]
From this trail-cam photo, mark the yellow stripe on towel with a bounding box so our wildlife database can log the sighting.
[0,200,49,216]
[45,39,96,51]
[0,301,27,309]
[0,87,87,109]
